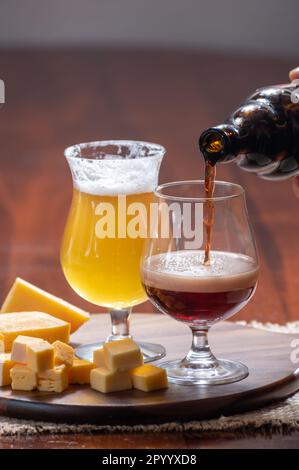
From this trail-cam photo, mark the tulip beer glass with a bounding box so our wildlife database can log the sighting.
[61,140,165,361]
[141,181,259,384]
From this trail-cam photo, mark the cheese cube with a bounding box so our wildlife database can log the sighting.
[103,339,143,372]
[38,365,69,393]
[11,335,45,363]
[0,333,4,353]
[0,353,15,386]
[93,347,106,368]
[131,365,168,392]
[91,367,132,393]
[0,312,70,352]
[10,365,37,391]
[68,358,95,385]
[53,340,74,366]
[27,341,54,373]
[1,277,89,333]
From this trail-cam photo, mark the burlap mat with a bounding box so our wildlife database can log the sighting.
[0,321,298,436]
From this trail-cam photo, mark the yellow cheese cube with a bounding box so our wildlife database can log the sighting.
[0,353,15,386]
[0,312,70,352]
[11,335,45,363]
[68,358,95,384]
[38,365,69,393]
[103,339,143,372]
[131,365,168,392]
[53,340,74,366]
[1,277,90,333]
[91,367,132,393]
[93,347,106,368]
[10,365,37,391]
[27,341,54,373]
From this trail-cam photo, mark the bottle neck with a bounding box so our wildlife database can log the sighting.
[199,125,242,165]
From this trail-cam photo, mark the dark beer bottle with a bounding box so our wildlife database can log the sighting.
[199,82,299,180]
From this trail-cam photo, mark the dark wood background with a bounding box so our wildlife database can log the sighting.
[0,48,298,448]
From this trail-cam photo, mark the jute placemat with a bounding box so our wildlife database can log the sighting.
[0,321,298,436]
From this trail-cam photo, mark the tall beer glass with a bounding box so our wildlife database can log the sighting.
[61,140,165,361]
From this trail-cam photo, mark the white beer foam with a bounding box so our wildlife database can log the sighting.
[65,141,164,196]
[142,251,259,293]
[68,157,162,196]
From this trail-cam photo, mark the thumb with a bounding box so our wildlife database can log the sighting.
[289,67,299,81]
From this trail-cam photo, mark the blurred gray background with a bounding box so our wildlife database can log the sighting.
[0,0,298,57]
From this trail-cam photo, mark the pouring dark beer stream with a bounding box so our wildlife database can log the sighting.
[203,162,215,265]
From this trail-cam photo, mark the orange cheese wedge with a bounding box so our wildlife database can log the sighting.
[1,277,89,333]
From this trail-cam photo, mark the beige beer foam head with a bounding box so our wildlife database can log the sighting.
[142,251,259,293]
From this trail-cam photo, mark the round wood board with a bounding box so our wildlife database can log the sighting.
[0,314,298,425]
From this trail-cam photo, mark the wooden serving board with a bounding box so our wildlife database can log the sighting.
[0,314,298,425]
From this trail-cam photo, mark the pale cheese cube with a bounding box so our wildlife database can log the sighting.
[93,347,106,368]
[0,353,15,386]
[10,365,37,391]
[38,365,69,393]
[131,364,168,392]
[68,358,95,385]
[27,341,54,373]
[103,338,143,372]
[53,340,74,366]
[91,367,132,393]
[11,335,45,363]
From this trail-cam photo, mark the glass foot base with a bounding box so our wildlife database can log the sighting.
[75,341,166,363]
[161,358,249,385]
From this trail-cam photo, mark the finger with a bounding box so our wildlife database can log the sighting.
[289,67,299,81]
[292,176,299,198]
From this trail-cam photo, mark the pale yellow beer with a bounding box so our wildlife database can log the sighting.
[61,189,154,309]
[61,140,165,361]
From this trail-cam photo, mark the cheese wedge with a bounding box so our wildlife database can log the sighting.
[10,365,37,391]
[1,277,90,333]
[38,365,69,393]
[27,341,54,373]
[0,312,70,352]
[91,367,132,393]
[68,358,95,385]
[0,353,15,386]
[53,340,74,366]
[131,364,168,392]
[0,333,4,353]
[11,335,45,363]
[103,338,143,372]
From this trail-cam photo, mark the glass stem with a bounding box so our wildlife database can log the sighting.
[106,308,132,342]
[183,326,218,369]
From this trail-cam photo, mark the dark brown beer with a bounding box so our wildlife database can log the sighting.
[142,251,259,326]
[199,82,299,180]
[203,161,215,265]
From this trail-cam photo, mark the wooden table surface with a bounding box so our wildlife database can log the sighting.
[0,48,298,448]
